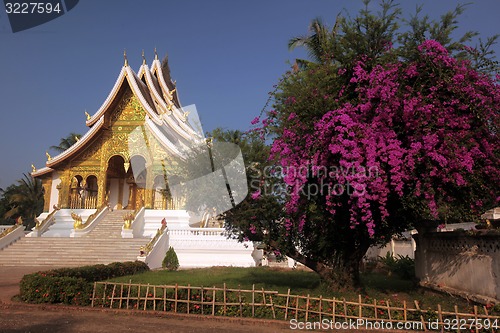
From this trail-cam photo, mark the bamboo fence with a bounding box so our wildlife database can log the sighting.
[91,281,499,332]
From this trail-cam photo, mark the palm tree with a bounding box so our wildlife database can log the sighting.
[50,132,82,153]
[288,16,341,69]
[1,174,44,229]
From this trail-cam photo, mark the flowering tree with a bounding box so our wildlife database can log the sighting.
[225,2,500,289]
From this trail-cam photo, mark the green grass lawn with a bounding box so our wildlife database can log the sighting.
[108,266,490,313]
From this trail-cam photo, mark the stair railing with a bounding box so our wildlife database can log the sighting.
[71,203,110,237]
[0,223,24,250]
[32,207,60,237]
[139,221,167,257]
[121,207,145,238]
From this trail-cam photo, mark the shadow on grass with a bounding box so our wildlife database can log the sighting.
[236,267,321,291]
[361,272,417,293]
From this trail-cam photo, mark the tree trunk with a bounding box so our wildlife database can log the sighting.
[269,240,368,290]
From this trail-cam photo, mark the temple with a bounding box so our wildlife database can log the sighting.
[32,50,197,213]
[0,51,260,269]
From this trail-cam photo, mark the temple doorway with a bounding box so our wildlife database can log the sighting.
[105,155,127,210]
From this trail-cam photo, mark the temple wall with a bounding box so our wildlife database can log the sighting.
[49,173,61,209]
[414,231,500,302]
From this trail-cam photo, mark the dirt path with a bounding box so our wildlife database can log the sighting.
[0,303,291,333]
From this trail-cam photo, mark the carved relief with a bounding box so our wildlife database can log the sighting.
[110,92,146,124]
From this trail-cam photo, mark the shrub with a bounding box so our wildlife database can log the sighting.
[20,274,92,305]
[162,246,179,271]
[378,252,415,279]
[19,261,149,305]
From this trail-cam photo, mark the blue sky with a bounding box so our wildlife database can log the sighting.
[0,0,498,188]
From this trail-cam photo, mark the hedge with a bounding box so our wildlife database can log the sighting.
[19,261,149,305]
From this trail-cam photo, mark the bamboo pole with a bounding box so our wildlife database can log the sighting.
[126,280,131,309]
[137,284,141,310]
[284,288,290,320]
[110,284,117,308]
[437,304,443,330]
[91,282,97,307]
[358,295,362,319]
[163,286,167,312]
[119,283,124,309]
[343,298,347,319]
[223,283,227,315]
[102,282,107,308]
[414,300,427,331]
[374,299,378,320]
[319,295,323,321]
[473,306,478,333]
[332,298,336,322]
[386,300,391,322]
[252,284,255,318]
[269,293,276,319]
[144,284,150,311]
[201,286,204,314]
[187,284,191,314]
[153,286,157,311]
[305,294,310,321]
[174,283,178,313]
[212,287,216,316]
[403,300,407,322]
[297,296,300,320]
[238,285,242,317]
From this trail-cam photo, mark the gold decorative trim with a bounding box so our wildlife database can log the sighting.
[140,222,167,256]
[72,204,109,230]
[35,206,60,231]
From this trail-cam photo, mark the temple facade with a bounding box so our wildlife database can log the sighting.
[0,51,259,269]
[32,51,199,213]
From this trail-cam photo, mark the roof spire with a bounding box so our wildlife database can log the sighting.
[142,50,147,65]
[154,47,158,60]
[123,49,128,67]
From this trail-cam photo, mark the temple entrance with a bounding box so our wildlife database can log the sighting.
[105,154,148,210]
[68,175,99,209]
[105,155,127,210]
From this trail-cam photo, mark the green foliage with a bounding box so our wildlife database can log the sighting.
[49,132,82,153]
[378,252,415,280]
[20,274,92,305]
[19,261,149,305]
[227,1,499,290]
[0,174,44,229]
[162,246,179,271]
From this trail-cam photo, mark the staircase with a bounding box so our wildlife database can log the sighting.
[0,210,149,267]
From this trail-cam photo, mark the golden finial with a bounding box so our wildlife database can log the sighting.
[124,49,128,67]
[168,89,176,101]
[31,164,36,173]
[142,50,146,65]
[182,110,190,122]
[74,135,80,142]
[173,80,177,86]
[85,111,91,120]
[154,47,158,60]
[45,151,52,161]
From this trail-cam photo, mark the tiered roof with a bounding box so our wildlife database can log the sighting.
[33,51,201,177]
